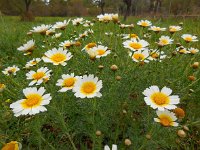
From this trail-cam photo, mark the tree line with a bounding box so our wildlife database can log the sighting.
[0,0,200,21]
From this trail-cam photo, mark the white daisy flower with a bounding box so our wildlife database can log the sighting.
[10,87,52,117]
[169,26,182,33]
[149,50,167,61]
[89,45,111,58]
[149,26,166,32]
[2,65,20,76]
[122,34,140,40]
[129,49,150,63]
[59,40,74,49]
[42,47,73,66]
[46,28,55,36]
[123,39,149,51]
[181,34,198,42]
[143,86,180,111]
[83,20,94,27]
[72,18,84,26]
[111,13,119,22]
[97,13,112,22]
[79,32,88,39]
[52,33,62,39]
[31,24,51,34]
[158,36,173,46]
[56,73,82,92]
[137,20,152,27]
[105,32,113,36]
[176,47,190,54]
[188,47,199,54]
[154,110,178,127]
[87,49,98,60]
[26,67,52,86]
[17,40,35,55]
[104,144,117,150]
[119,24,134,29]
[73,74,102,98]
[25,58,41,69]
[86,29,94,34]
[53,20,70,30]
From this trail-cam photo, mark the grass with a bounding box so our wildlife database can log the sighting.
[0,16,200,150]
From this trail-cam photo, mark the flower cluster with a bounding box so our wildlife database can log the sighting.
[143,86,181,127]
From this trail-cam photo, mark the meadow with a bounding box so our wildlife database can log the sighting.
[0,15,200,150]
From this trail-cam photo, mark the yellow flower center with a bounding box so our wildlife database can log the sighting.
[0,84,5,89]
[80,34,87,38]
[112,15,118,21]
[32,72,45,80]
[2,141,19,150]
[8,68,16,74]
[104,16,110,21]
[63,77,76,87]
[159,115,172,126]
[179,49,187,54]
[151,52,159,58]
[170,28,177,32]
[64,43,71,47]
[81,81,96,94]
[151,92,169,105]
[153,27,161,31]
[51,53,66,63]
[31,61,37,65]
[86,43,96,50]
[190,49,197,54]
[97,49,106,55]
[141,22,148,27]
[130,34,138,38]
[129,42,142,50]
[185,37,192,42]
[22,93,42,108]
[133,53,145,60]
[160,39,169,45]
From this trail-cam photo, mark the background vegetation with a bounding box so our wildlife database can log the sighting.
[0,0,200,19]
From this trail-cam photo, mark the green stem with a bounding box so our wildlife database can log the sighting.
[92,99,97,150]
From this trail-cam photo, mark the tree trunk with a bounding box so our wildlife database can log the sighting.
[154,0,161,14]
[21,0,34,21]
[24,0,32,12]
[123,0,132,21]
[149,0,154,12]
[100,2,105,14]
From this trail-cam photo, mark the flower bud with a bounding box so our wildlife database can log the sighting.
[188,75,196,81]
[177,130,186,138]
[124,139,132,146]
[110,65,118,71]
[96,130,102,136]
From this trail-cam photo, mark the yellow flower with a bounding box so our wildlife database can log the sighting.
[181,34,198,42]
[2,141,22,150]
[143,86,180,111]
[73,74,102,98]
[154,110,178,127]
[10,87,52,117]
[0,83,6,92]
[56,73,82,92]
[42,48,73,66]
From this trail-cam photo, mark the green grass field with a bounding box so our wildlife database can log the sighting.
[0,16,200,150]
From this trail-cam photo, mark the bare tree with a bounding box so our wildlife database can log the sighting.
[123,0,132,21]
[92,0,105,14]
[149,0,162,15]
